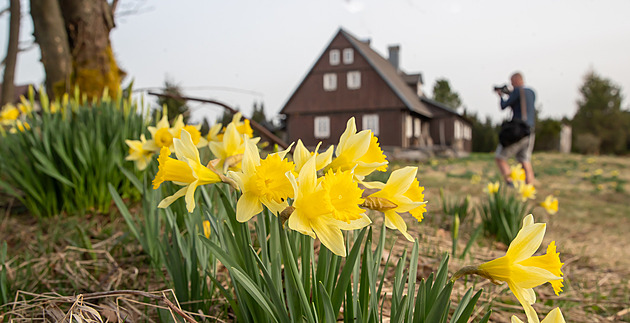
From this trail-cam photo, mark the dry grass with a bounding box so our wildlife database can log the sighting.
[1,152,629,322]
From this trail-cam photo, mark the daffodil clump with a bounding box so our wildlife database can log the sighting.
[454,214,564,323]
[0,92,34,135]
[153,116,426,257]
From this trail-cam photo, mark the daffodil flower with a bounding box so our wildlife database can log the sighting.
[455,214,563,323]
[540,195,558,215]
[485,181,500,194]
[293,139,334,173]
[510,164,526,183]
[207,123,223,142]
[177,124,208,148]
[203,220,212,239]
[511,307,565,323]
[0,104,20,124]
[228,138,295,222]
[363,166,426,241]
[286,155,371,257]
[326,117,388,181]
[209,122,260,173]
[145,114,177,151]
[125,134,154,171]
[516,182,537,202]
[153,130,222,213]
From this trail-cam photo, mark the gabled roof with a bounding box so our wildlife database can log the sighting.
[340,29,433,117]
[420,96,472,125]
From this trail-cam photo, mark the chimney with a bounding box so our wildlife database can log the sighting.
[388,45,400,71]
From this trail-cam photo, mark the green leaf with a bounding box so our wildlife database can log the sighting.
[331,228,367,316]
[230,267,280,323]
[318,282,335,323]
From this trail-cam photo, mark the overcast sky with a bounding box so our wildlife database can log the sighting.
[3,0,630,125]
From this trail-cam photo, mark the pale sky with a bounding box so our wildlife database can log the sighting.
[2,0,630,125]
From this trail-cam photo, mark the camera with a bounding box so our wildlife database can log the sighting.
[493,84,511,95]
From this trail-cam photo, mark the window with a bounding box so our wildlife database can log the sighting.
[454,120,463,139]
[362,114,379,136]
[464,125,472,140]
[314,116,330,139]
[323,73,337,91]
[343,48,354,64]
[347,71,361,90]
[414,118,421,137]
[405,115,413,138]
[329,49,340,66]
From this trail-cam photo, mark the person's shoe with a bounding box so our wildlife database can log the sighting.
[506,180,515,188]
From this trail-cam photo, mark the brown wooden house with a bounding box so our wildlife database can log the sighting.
[280,28,472,154]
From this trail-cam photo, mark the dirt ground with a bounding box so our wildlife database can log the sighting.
[1,152,629,322]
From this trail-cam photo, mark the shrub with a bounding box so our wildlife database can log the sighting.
[573,133,601,155]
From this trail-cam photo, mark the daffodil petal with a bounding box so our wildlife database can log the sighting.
[336,213,371,230]
[184,181,199,213]
[312,220,346,257]
[158,187,188,209]
[236,192,263,222]
[541,308,565,323]
[507,216,546,262]
[384,210,414,241]
[288,209,316,239]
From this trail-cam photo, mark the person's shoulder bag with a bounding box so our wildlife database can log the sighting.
[499,87,531,147]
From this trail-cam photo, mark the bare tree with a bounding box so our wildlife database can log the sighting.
[1,0,21,106]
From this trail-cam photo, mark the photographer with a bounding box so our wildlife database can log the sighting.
[494,72,536,185]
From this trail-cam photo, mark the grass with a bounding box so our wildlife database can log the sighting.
[1,152,629,321]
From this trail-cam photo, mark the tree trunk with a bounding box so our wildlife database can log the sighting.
[30,0,72,97]
[1,0,21,106]
[59,0,123,99]
[30,0,123,100]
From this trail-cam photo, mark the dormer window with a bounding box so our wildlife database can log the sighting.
[329,49,340,66]
[343,48,354,64]
[323,73,337,91]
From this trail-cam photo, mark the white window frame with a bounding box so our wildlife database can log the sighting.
[362,114,379,136]
[414,118,421,137]
[329,49,340,66]
[405,115,413,138]
[314,116,331,139]
[323,73,337,91]
[343,48,354,64]
[454,120,463,139]
[347,71,361,90]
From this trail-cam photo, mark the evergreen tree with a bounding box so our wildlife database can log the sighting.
[432,79,462,110]
[572,71,628,154]
[252,101,267,124]
[157,79,189,122]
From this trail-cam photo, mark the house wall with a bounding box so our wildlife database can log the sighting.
[286,109,404,149]
[282,31,410,148]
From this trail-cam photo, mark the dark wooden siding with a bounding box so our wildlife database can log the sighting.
[286,110,404,149]
[282,30,408,148]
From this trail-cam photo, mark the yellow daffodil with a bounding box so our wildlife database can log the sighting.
[228,138,295,222]
[326,117,388,181]
[209,123,261,173]
[516,182,537,202]
[485,181,500,194]
[471,174,481,184]
[363,167,426,241]
[0,105,20,123]
[511,307,565,323]
[510,164,526,183]
[466,214,563,323]
[593,168,603,176]
[230,112,254,138]
[610,170,619,177]
[293,139,334,173]
[177,124,208,147]
[146,114,176,151]
[586,157,595,164]
[286,155,371,257]
[125,134,154,171]
[207,123,223,142]
[540,195,558,215]
[153,130,222,213]
[203,220,212,238]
